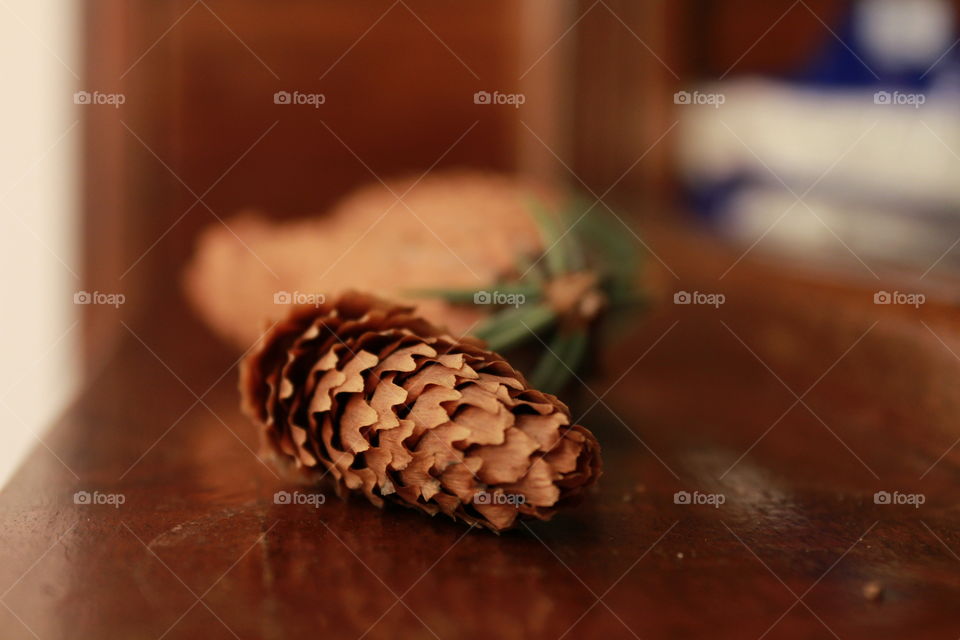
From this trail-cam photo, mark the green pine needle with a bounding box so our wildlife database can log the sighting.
[529,329,588,394]
[528,197,572,276]
[474,304,556,353]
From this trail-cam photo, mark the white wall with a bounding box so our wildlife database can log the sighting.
[0,1,80,487]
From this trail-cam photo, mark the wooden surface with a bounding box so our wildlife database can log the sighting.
[4,231,960,639]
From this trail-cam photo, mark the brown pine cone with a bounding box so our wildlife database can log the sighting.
[240,292,601,532]
[185,171,558,349]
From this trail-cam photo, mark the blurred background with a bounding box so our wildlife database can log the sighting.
[4,0,960,486]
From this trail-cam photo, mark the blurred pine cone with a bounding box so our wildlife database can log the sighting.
[240,292,602,532]
[185,171,557,348]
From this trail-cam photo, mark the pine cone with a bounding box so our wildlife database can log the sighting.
[185,171,558,349]
[240,292,602,532]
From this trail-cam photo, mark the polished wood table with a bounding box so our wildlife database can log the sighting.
[3,236,960,639]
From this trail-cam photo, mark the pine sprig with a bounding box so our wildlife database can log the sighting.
[411,196,644,394]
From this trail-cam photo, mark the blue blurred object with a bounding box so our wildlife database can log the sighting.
[679,0,960,269]
[797,0,959,88]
